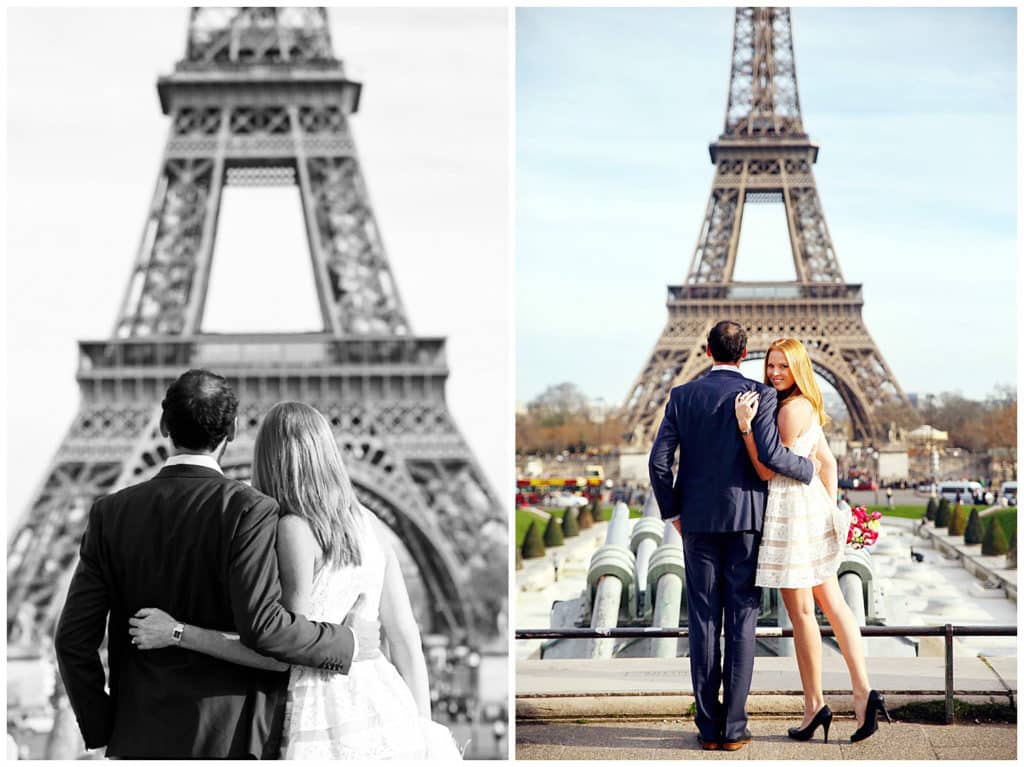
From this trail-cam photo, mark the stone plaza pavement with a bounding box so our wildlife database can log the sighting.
[515,717,1017,760]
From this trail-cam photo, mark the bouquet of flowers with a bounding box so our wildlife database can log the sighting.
[847,506,882,549]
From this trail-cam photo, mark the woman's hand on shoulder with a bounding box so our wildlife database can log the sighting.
[734,391,759,432]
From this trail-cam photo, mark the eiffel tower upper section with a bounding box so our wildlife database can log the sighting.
[621,7,916,448]
[119,7,407,339]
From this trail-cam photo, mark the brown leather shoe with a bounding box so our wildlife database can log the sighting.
[696,734,720,751]
[720,728,753,751]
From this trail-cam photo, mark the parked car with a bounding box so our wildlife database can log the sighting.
[547,491,589,508]
[937,481,983,504]
[999,481,1017,506]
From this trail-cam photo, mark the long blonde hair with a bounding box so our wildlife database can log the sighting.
[764,338,831,428]
[251,402,361,568]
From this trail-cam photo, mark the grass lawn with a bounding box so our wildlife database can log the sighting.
[864,504,926,520]
[515,505,641,548]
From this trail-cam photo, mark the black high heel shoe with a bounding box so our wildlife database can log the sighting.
[788,705,833,742]
[850,690,892,743]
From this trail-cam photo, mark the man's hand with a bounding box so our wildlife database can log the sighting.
[342,593,381,661]
[672,518,682,536]
[810,453,822,475]
[129,607,177,650]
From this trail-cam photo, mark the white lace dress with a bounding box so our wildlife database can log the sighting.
[280,507,461,760]
[755,422,850,589]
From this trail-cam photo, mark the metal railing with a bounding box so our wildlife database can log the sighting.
[515,624,1017,724]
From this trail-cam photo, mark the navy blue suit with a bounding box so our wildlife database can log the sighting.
[648,368,813,743]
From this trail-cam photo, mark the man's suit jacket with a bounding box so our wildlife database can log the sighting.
[55,464,355,758]
[648,368,814,533]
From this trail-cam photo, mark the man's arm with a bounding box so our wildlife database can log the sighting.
[54,503,113,750]
[228,497,365,673]
[751,388,814,484]
[649,394,681,521]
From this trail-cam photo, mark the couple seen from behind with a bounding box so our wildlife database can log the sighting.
[649,320,890,751]
[55,369,461,759]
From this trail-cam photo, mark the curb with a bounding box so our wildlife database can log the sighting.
[516,692,1014,721]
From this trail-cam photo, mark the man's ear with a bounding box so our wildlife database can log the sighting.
[159,413,169,438]
[705,344,713,358]
[226,417,237,443]
[740,347,748,361]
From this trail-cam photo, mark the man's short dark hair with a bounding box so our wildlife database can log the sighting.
[707,320,747,363]
[162,369,238,451]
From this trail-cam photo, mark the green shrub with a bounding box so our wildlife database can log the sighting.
[935,498,951,528]
[949,505,969,536]
[577,505,593,530]
[982,518,1010,556]
[521,521,545,559]
[964,509,984,544]
[589,498,601,522]
[926,497,938,521]
[543,515,564,547]
[562,508,580,537]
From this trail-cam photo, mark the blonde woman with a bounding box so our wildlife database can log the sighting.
[129,402,459,759]
[734,338,889,744]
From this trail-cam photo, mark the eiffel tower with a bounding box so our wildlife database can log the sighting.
[7,8,504,754]
[621,7,915,449]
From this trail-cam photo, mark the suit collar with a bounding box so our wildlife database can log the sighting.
[155,464,226,480]
[709,367,744,377]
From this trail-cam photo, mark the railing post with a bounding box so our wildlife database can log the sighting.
[944,623,954,724]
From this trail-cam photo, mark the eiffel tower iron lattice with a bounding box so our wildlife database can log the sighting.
[620,6,915,449]
[7,10,505,749]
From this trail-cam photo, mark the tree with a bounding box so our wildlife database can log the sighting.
[926,497,938,521]
[562,508,580,537]
[528,382,590,425]
[521,521,545,559]
[935,498,951,528]
[964,509,984,544]
[577,505,594,530]
[982,518,1010,556]
[543,515,564,547]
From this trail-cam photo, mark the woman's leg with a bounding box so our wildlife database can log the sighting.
[780,587,824,727]
[811,577,871,725]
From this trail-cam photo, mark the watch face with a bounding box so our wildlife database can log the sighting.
[172,625,183,641]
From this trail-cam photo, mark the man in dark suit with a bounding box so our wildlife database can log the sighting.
[649,320,818,752]
[55,369,379,758]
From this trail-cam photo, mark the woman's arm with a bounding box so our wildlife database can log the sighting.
[372,519,431,718]
[129,608,288,671]
[128,514,324,672]
[815,430,839,501]
[735,392,774,481]
[276,513,318,615]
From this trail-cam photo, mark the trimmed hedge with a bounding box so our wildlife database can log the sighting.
[577,505,594,529]
[964,509,984,545]
[934,498,951,528]
[926,497,938,521]
[562,508,580,537]
[543,516,564,547]
[982,518,1010,556]
[948,505,969,536]
[521,521,545,559]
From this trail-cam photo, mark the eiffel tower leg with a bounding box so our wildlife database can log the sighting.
[621,313,716,446]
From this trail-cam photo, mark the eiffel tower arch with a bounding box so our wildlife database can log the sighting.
[621,7,916,449]
[7,9,505,754]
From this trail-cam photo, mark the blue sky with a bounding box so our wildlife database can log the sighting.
[516,7,1017,409]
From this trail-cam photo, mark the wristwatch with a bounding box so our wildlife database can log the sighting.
[739,426,752,435]
[171,623,185,643]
